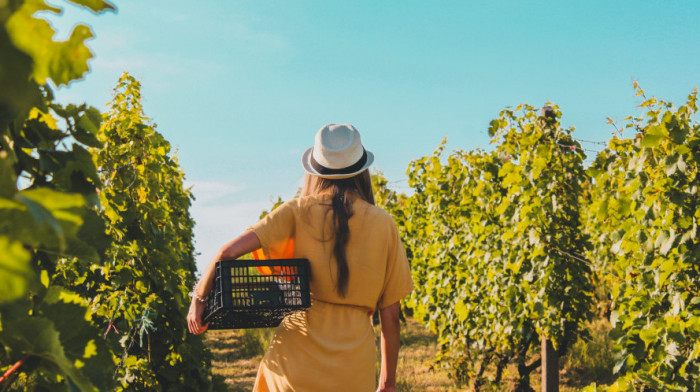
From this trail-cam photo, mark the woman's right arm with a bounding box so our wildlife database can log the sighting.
[187,230,261,335]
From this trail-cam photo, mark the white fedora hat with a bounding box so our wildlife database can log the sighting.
[301,124,374,179]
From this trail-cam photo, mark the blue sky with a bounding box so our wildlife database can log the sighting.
[47,0,700,272]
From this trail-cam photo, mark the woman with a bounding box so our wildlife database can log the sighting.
[187,124,413,392]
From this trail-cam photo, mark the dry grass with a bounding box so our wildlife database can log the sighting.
[204,316,615,391]
[205,329,267,391]
[392,318,465,391]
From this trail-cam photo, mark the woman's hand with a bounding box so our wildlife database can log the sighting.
[376,385,396,392]
[187,297,209,335]
[186,231,262,334]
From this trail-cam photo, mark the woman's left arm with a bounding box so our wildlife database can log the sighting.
[187,230,261,335]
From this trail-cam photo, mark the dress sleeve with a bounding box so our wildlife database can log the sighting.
[377,220,413,309]
[249,200,296,259]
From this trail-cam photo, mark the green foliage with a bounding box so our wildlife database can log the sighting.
[66,73,214,391]
[0,234,32,303]
[488,105,593,351]
[376,105,593,389]
[372,170,407,213]
[1,2,116,389]
[2,3,213,389]
[4,0,114,86]
[582,87,700,391]
[259,196,285,219]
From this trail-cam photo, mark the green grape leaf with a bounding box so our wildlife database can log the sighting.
[455,301,468,322]
[15,193,66,246]
[0,317,98,391]
[0,28,36,124]
[47,25,95,86]
[639,326,659,349]
[40,287,115,390]
[531,157,547,179]
[6,5,95,86]
[613,354,630,374]
[640,124,667,148]
[0,236,33,303]
[502,171,521,187]
[47,145,101,193]
[666,116,688,144]
[656,230,675,255]
[3,188,87,252]
[664,153,679,176]
[0,152,18,198]
[74,107,104,148]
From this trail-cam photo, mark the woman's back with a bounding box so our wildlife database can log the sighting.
[253,193,411,310]
[250,194,413,391]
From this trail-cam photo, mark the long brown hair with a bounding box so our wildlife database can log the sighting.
[301,170,375,297]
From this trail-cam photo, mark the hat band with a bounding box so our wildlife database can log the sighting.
[310,149,368,175]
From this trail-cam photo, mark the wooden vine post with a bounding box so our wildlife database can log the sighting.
[541,337,558,392]
[540,106,559,392]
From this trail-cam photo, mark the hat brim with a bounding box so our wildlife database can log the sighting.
[301,147,374,179]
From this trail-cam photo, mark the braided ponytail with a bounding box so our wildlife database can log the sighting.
[301,170,375,297]
[331,186,352,296]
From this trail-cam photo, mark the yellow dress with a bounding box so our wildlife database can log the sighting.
[249,194,413,392]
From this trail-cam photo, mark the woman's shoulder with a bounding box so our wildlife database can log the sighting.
[291,194,396,225]
[354,199,396,225]
[294,194,329,207]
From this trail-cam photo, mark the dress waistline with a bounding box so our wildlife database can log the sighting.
[310,297,374,315]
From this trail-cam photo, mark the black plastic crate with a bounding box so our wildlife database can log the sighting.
[202,258,311,330]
